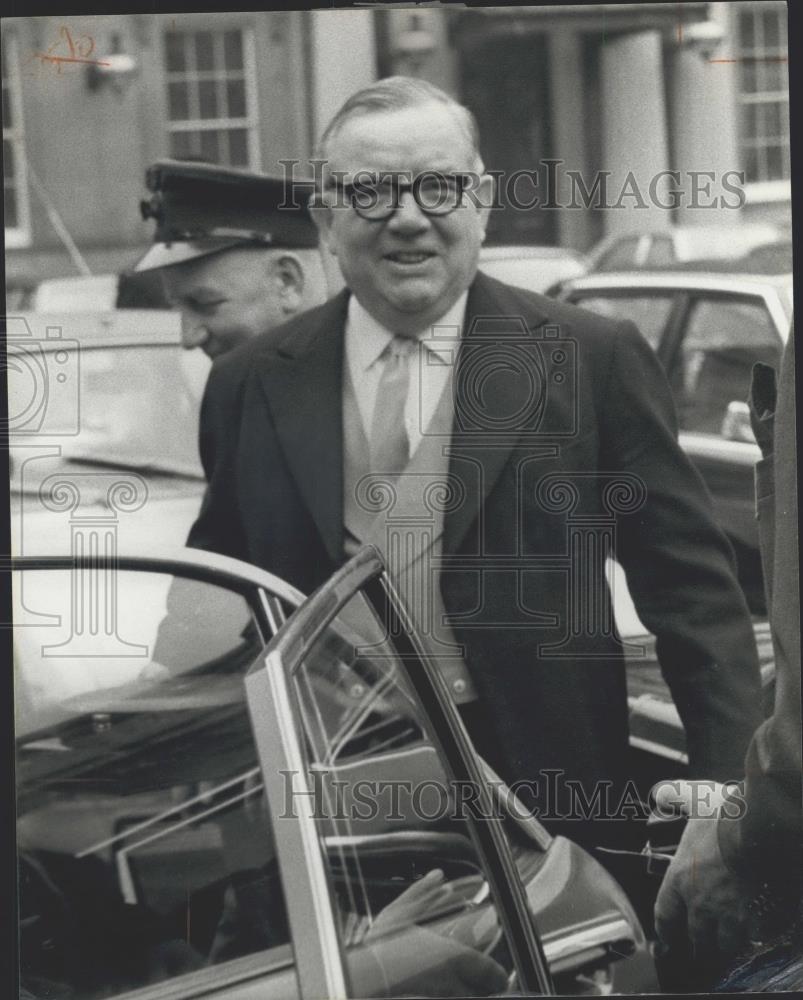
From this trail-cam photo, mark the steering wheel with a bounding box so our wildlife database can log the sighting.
[18,851,78,986]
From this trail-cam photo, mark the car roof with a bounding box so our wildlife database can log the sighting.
[10,310,181,349]
[668,223,780,238]
[591,223,781,244]
[480,244,585,262]
[559,270,793,294]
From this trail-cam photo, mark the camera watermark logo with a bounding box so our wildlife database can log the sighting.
[345,312,645,659]
[4,316,80,436]
[420,316,578,442]
[7,315,153,657]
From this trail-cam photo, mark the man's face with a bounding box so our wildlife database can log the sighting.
[160,246,290,359]
[315,102,492,336]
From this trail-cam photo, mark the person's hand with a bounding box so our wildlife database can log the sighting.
[359,921,508,997]
[367,869,463,939]
[654,780,751,977]
[356,869,507,996]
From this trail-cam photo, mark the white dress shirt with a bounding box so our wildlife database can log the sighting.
[345,292,468,457]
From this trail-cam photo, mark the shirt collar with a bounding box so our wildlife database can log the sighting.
[346,291,469,372]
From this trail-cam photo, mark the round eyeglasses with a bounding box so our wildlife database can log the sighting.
[329,172,475,221]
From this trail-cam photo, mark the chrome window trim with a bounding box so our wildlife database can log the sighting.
[628,735,689,764]
[541,913,635,972]
[11,549,306,643]
[246,648,349,999]
[761,289,793,339]
[678,432,762,465]
[562,272,793,297]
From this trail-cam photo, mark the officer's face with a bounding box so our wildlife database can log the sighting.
[314,102,493,336]
[161,247,302,359]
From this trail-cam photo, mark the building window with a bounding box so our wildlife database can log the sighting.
[163,27,260,168]
[736,3,790,186]
[3,31,32,248]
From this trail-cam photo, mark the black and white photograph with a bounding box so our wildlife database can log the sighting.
[4,2,799,997]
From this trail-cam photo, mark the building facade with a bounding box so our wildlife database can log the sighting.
[2,10,377,288]
[2,3,791,288]
[380,1,791,248]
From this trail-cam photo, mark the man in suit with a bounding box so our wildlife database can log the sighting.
[134,159,331,359]
[187,76,762,844]
[654,332,801,989]
[135,160,333,677]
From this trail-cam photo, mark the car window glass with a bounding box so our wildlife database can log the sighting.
[673,296,782,435]
[644,235,675,267]
[571,294,673,351]
[741,241,793,274]
[594,236,640,271]
[290,588,516,998]
[7,331,204,478]
[15,568,299,1000]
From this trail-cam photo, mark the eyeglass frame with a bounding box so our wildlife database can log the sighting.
[322,170,478,221]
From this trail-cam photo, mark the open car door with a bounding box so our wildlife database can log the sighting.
[14,544,654,999]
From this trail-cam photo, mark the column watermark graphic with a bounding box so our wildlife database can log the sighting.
[7,315,153,658]
[38,472,149,656]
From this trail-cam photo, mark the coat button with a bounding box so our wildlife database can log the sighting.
[453,678,466,695]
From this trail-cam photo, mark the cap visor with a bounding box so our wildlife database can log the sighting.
[133,239,245,272]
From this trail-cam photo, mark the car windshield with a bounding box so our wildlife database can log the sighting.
[14,565,296,999]
[8,315,208,493]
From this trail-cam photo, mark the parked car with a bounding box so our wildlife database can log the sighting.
[31,269,171,312]
[13,543,667,999]
[584,223,784,274]
[478,244,588,294]
[556,270,793,611]
[7,310,206,561]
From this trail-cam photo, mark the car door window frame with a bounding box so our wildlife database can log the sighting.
[245,545,554,997]
[565,287,686,367]
[661,289,785,439]
[13,549,305,640]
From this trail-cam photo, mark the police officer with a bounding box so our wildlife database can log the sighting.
[135,159,334,359]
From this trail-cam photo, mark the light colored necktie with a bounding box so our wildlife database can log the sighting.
[370,335,417,477]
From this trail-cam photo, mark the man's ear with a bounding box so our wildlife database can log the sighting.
[475,173,495,241]
[309,192,337,256]
[271,253,305,314]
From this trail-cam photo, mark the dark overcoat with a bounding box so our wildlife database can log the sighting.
[189,272,763,798]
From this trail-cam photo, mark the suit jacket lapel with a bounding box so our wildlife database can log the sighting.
[252,275,555,564]
[444,272,552,556]
[257,290,350,564]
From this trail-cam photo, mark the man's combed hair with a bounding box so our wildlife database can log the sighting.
[315,75,482,167]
